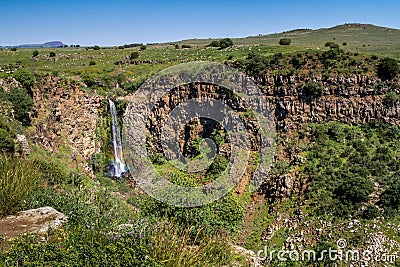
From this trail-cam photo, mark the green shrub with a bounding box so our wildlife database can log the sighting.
[7,87,34,126]
[290,54,303,69]
[279,38,291,45]
[206,154,228,178]
[377,57,399,80]
[209,38,233,49]
[362,204,380,219]
[140,45,147,51]
[49,51,56,57]
[33,158,69,185]
[209,40,220,47]
[303,123,396,218]
[130,51,140,60]
[13,69,35,91]
[89,60,96,66]
[325,42,332,47]
[181,44,191,49]
[0,128,14,153]
[245,52,269,77]
[302,81,324,98]
[135,192,244,236]
[334,175,373,206]
[32,50,39,58]
[380,178,400,216]
[385,91,399,106]
[81,73,96,87]
[321,48,339,61]
[0,219,235,267]
[93,45,101,50]
[219,38,233,49]
[0,227,153,266]
[0,156,40,217]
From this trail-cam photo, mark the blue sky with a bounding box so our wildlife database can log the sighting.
[0,0,399,46]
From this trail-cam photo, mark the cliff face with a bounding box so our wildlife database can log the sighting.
[29,76,103,175]
[143,72,399,154]
[260,73,400,131]
[8,70,399,178]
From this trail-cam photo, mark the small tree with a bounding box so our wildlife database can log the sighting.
[380,178,400,216]
[279,38,291,45]
[130,51,139,60]
[49,51,56,57]
[0,128,15,153]
[385,91,399,106]
[219,38,233,49]
[7,88,34,126]
[209,40,220,47]
[93,45,101,50]
[13,69,35,91]
[302,81,324,98]
[362,204,380,219]
[377,57,399,80]
[140,45,147,51]
[32,50,39,57]
[325,41,336,47]
[209,38,233,49]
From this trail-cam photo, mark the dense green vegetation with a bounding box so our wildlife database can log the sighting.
[0,149,240,266]
[377,57,400,80]
[279,38,291,45]
[302,122,400,218]
[208,38,233,49]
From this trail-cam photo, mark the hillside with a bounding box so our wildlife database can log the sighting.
[0,41,66,49]
[176,23,400,58]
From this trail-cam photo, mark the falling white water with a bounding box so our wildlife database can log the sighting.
[109,99,126,177]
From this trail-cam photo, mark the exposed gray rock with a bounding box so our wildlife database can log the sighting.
[232,245,263,267]
[14,134,30,156]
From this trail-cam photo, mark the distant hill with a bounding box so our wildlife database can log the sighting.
[175,23,400,58]
[1,41,66,48]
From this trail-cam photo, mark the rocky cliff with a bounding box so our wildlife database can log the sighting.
[29,76,104,175]
[3,68,399,179]
[260,73,400,131]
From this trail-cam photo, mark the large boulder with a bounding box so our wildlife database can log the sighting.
[0,206,67,239]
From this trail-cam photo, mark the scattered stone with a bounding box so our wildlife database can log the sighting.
[14,134,30,156]
[232,245,262,267]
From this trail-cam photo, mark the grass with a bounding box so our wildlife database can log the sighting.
[2,23,399,95]
[176,23,400,59]
[149,220,237,267]
[0,155,40,217]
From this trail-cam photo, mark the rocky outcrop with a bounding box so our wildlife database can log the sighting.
[0,207,67,239]
[29,76,103,175]
[231,245,263,267]
[14,134,30,157]
[260,73,400,130]
[0,78,19,117]
[0,77,21,92]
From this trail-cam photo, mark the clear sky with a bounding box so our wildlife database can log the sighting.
[0,0,399,46]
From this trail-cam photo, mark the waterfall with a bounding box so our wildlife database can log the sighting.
[109,99,126,177]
